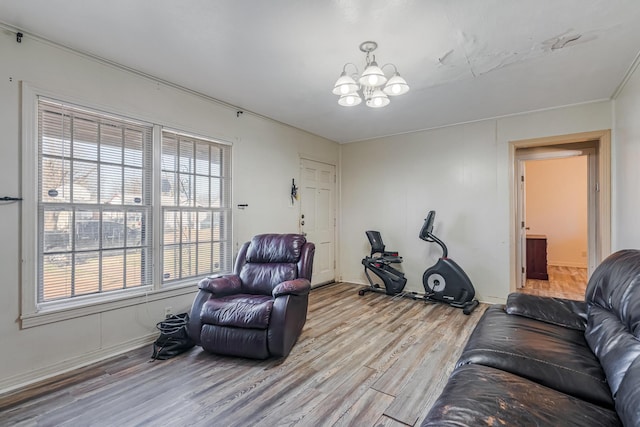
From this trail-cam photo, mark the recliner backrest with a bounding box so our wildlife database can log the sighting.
[236,234,308,295]
[584,249,640,415]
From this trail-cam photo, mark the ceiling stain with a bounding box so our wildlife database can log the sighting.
[551,34,582,50]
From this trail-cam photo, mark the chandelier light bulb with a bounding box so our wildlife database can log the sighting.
[383,73,409,96]
[366,89,390,108]
[338,92,362,107]
[332,71,358,96]
[359,61,387,88]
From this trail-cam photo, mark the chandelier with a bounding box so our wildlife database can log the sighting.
[332,41,409,108]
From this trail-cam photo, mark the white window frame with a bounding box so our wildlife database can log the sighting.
[20,84,233,328]
[159,129,234,285]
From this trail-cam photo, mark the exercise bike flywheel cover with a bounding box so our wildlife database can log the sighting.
[426,273,446,292]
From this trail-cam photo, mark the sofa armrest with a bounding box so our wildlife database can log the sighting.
[272,278,311,298]
[505,293,587,331]
[198,274,242,296]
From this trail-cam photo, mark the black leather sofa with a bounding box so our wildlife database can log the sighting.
[422,249,640,426]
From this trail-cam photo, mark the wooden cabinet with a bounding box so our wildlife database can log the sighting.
[526,235,549,280]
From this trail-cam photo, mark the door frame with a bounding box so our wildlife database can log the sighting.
[509,130,611,292]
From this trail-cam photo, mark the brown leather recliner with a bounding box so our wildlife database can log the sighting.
[187,233,315,359]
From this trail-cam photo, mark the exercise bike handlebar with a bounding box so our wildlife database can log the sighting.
[419,211,449,258]
[420,231,448,258]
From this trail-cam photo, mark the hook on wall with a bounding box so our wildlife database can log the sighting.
[236,110,243,118]
[16,32,23,43]
[291,179,298,204]
[0,196,23,202]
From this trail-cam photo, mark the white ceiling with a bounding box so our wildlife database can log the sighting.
[1,0,640,143]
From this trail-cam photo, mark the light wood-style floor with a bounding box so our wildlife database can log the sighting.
[519,265,587,301]
[0,283,487,427]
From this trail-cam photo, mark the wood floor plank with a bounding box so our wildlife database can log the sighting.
[371,332,445,396]
[333,388,395,427]
[383,338,454,425]
[0,282,486,427]
[406,305,489,426]
[298,365,379,426]
[520,265,587,300]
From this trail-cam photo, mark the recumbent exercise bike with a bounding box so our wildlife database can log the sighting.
[360,210,479,314]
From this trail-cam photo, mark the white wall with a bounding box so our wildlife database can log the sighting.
[525,156,588,267]
[0,32,338,392]
[340,102,612,304]
[613,62,640,250]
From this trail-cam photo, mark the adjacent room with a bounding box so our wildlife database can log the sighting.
[1,1,640,425]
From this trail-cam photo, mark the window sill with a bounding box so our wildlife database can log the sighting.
[20,283,197,329]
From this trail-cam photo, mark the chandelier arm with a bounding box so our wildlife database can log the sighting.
[380,63,399,74]
[342,62,360,76]
[365,52,374,66]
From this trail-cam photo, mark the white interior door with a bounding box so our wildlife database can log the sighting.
[300,158,335,286]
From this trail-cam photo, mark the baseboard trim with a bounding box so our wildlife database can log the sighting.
[548,261,588,268]
[0,333,157,396]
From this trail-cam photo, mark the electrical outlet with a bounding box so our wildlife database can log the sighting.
[164,307,173,318]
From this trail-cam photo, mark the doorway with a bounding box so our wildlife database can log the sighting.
[299,158,336,286]
[511,130,611,298]
[518,152,590,300]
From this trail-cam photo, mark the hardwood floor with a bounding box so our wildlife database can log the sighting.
[0,283,487,427]
[519,265,587,300]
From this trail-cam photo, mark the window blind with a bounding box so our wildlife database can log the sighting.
[161,130,233,283]
[37,99,153,302]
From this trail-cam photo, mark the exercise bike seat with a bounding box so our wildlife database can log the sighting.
[365,230,402,260]
[380,255,403,264]
[361,230,408,297]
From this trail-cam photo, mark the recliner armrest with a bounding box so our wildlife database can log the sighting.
[505,293,587,331]
[273,278,311,298]
[198,274,242,296]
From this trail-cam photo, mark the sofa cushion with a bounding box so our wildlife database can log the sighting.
[456,304,613,408]
[585,305,640,397]
[584,249,640,400]
[615,356,640,427]
[421,364,621,427]
[505,292,587,331]
[585,250,640,331]
[201,294,273,329]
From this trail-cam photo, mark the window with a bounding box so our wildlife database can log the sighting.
[38,99,153,303]
[160,130,232,283]
[23,93,232,321]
